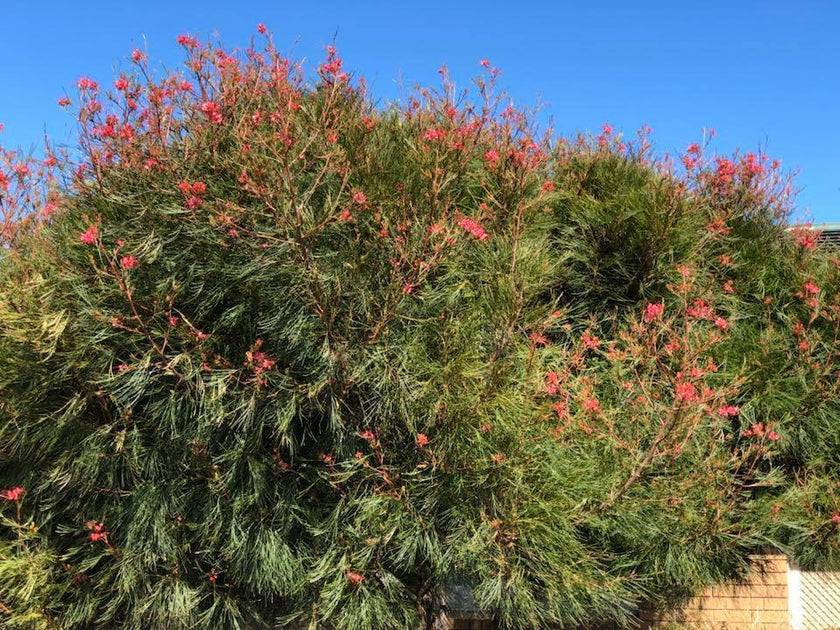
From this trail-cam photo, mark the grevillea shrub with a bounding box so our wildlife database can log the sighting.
[1,30,839,630]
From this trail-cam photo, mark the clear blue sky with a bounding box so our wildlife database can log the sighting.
[2,1,837,223]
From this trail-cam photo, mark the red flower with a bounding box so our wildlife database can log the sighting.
[529,332,549,346]
[582,397,601,414]
[346,572,364,585]
[200,101,222,123]
[484,149,499,167]
[176,35,199,49]
[743,422,779,441]
[352,190,367,206]
[687,299,711,320]
[79,225,98,245]
[544,371,561,395]
[120,255,138,270]
[581,332,600,350]
[644,302,664,323]
[86,520,109,543]
[114,78,129,90]
[415,433,429,447]
[131,49,145,62]
[319,46,347,81]
[718,405,740,417]
[169,315,179,326]
[423,128,446,141]
[707,219,730,236]
[803,282,820,296]
[257,23,267,34]
[58,96,72,107]
[540,181,555,193]
[0,486,25,502]
[830,513,840,525]
[77,77,98,91]
[457,217,489,241]
[714,317,729,331]
[359,430,376,442]
[675,382,699,403]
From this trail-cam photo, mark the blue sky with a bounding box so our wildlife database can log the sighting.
[1,1,837,223]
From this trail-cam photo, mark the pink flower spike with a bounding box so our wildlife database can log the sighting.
[457,217,489,241]
[644,302,664,323]
[0,486,25,502]
[79,225,98,245]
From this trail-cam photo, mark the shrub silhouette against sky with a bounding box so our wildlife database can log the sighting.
[1,28,839,630]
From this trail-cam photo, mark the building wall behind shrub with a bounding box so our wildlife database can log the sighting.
[640,554,789,629]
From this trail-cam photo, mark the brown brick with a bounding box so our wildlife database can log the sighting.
[760,596,789,611]
[711,608,761,623]
[659,609,709,623]
[760,610,791,623]
[754,574,788,588]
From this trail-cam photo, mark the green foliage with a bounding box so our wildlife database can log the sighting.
[1,35,839,629]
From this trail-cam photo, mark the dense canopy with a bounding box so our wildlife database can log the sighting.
[1,32,839,630]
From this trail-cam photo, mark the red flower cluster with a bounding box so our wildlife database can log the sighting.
[178,180,207,209]
[674,381,700,403]
[529,332,549,346]
[0,486,25,502]
[200,101,222,123]
[346,572,364,585]
[320,46,347,82]
[176,34,199,49]
[245,350,276,375]
[582,397,601,414]
[718,405,740,417]
[77,77,99,91]
[86,520,109,543]
[351,190,367,206]
[686,299,712,319]
[457,216,489,241]
[415,433,429,447]
[423,128,446,141]
[644,302,664,322]
[742,422,780,441]
[581,332,600,350]
[545,371,561,395]
[79,225,99,245]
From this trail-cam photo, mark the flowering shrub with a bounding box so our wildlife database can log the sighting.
[1,29,839,630]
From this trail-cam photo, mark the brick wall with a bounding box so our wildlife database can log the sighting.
[640,554,790,629]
